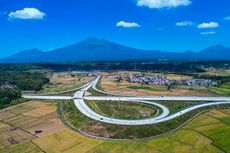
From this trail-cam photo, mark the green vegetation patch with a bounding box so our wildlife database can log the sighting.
[127,86,164,91]
[87,88,106,96]
[156,101,204,114]
[219,117,230,125]
[209,87,230,96]
[0,72,49,91]
[0,88,28,109]
[220,82,230,89]
[202,126,230,153]
[0,64,49,109]
[85,100,158,120]
[87,129,223,153]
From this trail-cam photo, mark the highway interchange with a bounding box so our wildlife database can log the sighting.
[23,75,230,125]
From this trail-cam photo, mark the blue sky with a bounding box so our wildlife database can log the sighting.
[0,0,230,58]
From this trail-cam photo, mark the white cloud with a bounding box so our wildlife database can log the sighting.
[137,0,191,9]
[223,16,230,21]
[116,21,141,28]
[200,31,216,35]
[198,22,219,29]
[176,21,193,26]
[8,8,46,20]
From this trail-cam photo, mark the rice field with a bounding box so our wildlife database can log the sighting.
[32,108,230,153]
[0,141,43,153]
[0,101,229,153]
[0,101,65,150]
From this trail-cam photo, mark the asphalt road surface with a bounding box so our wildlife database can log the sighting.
[23,74,230,125]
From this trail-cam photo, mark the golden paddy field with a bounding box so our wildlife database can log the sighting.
[0,101,229,153]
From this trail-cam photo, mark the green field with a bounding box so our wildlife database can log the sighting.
[32,127,226,153]
[220,82,230,89]
[203,126,230,152]
[85,100,158,120]
[209,86,230,96]
[156,101,205,114]
[127,86,164,91]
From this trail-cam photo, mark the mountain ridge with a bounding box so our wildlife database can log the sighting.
[1,38,230,63]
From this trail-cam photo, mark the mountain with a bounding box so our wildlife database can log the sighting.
[198,45,230,60]
[41,37,157,61]
[1,38,230,63]
[0,49,44,63]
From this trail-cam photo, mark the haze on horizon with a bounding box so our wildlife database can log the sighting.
[0,0,230,58]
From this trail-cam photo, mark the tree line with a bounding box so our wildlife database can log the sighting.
[0,64,50,109]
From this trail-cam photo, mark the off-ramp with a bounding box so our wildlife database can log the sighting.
[23,75,230,125]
